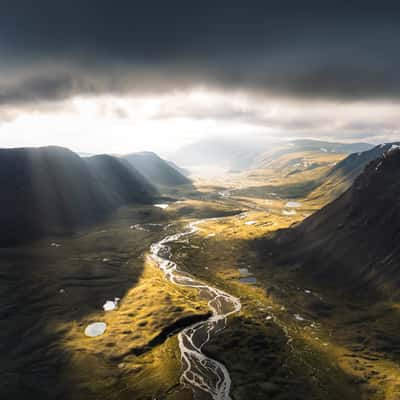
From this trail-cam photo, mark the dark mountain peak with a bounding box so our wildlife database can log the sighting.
[85,153,157,204]
[305,142,400,205]
[352,143,400,190]
[328,142,400,177]
[301,144,400,233]
[87,153,134,172]
[0,147,156,246]
[0,145,79,159]
[123,151,191,186]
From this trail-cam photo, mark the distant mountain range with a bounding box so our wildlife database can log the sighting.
[123,151,191,186]
[237,141,397,205]
[0,146,157,246]
[253,139,373,170]
[265,145,400,299]
[0,140,394,248]
[171,138,373,172]
[170,138,267,170]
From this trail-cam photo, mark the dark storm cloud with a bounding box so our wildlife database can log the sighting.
[1,1,400,104]
[0,75,81,105]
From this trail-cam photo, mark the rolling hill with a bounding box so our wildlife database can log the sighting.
[253,139,372,170]
[265,145,400,299]
[249,139,373,176]
[0,146,156,246]
[123,151,191,186]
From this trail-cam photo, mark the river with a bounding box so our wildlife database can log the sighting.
[150,221,241,400]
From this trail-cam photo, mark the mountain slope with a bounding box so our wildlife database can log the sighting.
[307,142,400,204]
[266,146,400,299]
[86,154,157,204]
[123,152,191,186]
[166,160,191,177]
[0,146,156,246]
[232,140,372,201]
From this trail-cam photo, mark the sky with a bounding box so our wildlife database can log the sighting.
[0,1,399,154]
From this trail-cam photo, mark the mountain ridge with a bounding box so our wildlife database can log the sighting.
[307,142,400,204]
[263,146,400,300]
[123,151,191,186]
[0,146,156,246]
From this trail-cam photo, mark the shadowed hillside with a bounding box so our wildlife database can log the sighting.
[123,151,191,186]
[86,154,157,204]
[264,146,400,299]
[166,160,191,177]
[308,143,400,204]
[0,147,156,246]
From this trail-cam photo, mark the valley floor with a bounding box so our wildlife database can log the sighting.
[2,183,400,400]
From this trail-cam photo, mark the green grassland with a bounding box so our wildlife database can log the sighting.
[168,199,400,400]
[4,164,400,400]
[0,200,237,399]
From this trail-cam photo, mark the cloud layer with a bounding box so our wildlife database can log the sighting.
[0,1,399,150]
[0,90,398,154]
[1,1,400,105]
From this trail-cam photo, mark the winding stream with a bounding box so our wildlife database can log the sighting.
[149,221,241,400]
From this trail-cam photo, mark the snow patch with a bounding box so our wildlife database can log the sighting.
[154,204,169,209]
[387,144,400,153]
[85,322,107,337]
[103,297,120,311]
